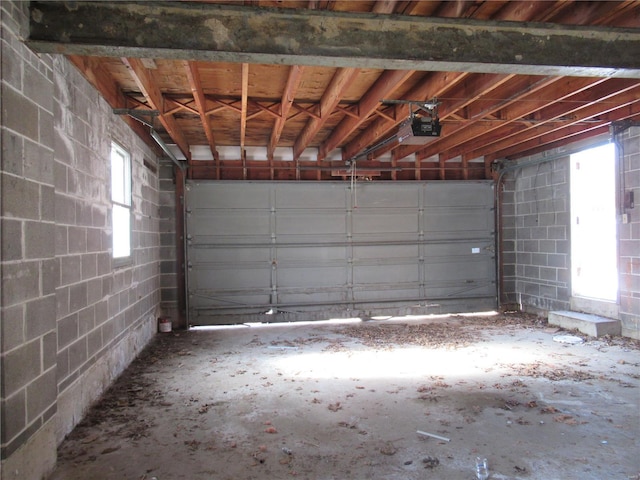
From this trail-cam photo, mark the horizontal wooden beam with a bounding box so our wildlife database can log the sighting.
[28,1,640,78]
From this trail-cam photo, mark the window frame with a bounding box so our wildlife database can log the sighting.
[110,141,132,267]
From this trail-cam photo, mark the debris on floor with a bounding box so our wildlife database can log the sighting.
[48,313,640,480]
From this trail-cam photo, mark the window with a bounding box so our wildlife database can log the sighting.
[111,142,132,262]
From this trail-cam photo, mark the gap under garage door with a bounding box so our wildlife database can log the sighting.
[185,181,496,325]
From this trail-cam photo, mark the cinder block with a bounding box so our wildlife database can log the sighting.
[56,286,69,318]
[1,84,38,140]
[25,295,56,341]
[2,261,40,307]
[69,282,88,313]
[548,310,622,337]
[55,225,68,256]
[68,226,87,254]
[86,227,101,253]
[57,312,78,349]
[1,36,23,90]
[76,202,93,227]
[96,252,111,276]
[92,205,107,228]
[101,318,116,344]
[56,348,69,384]
[2,339,41,396]
[26,369,57,424]
[24,221,55,259]
[161,288,178,302]
[42,258,60,294]
[1,129,24,176]
[81,253,97,280]
[2,174,40,220]
[54,194,76,225]
[41,185,55,222]
[77,305,95,336]
[87,327,103,356]
[548,253,567,268]
[60,255,82,287]
[1,218,23,261]
[54,161,67,192]
[68,338,88,372]
[23,61,54,114]
[42,331,57,370]
[87,277,103,305]
[1,304,25,352]
[23,138,54,184]
[54,127,74,167]
[1,390,26,443]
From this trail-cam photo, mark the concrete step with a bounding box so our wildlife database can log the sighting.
[548,310,621,338]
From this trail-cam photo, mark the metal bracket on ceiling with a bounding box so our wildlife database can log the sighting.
[112,108,159,129]
[381,98,440,119]
[113,108,186,172]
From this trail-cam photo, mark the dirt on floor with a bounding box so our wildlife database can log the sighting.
[48,313,640,480]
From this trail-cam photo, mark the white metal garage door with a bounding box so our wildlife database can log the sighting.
[185,181,496,325]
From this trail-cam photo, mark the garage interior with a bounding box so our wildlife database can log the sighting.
[1,1,639,479]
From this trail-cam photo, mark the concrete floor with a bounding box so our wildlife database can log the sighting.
[48,313,640,480]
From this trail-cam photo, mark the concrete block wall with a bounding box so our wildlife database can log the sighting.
[53,54,161,442]
[502,130,640,339]
[1,1,161,478]
[1,2,58,476]
[619,126,640,338]
[501,156,571,313]
[159,160,179,324]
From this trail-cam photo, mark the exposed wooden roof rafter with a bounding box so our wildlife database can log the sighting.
[293,67,360,159]
[30,1,640,180]
[240,63,249,150]
[121,57,191,161]
[269,65,304,159]
[184,61,218,160]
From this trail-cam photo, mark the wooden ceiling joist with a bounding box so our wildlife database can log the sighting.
[31,1,640,179]
[269,65,304,159]
[293,67,360,160]
[184,61,218,160]
[319,69,415,161]
[121,57,191,161]
[240,63,249,150]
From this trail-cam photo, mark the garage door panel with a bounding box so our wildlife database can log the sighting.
[424,279,495,298]
[277,264,347,287]
[276,211,346,236]
[423,210,492,237]
[354,285,421,302]
[186,181,496,324]
[352,211,417,235]
[355,184,418,208]
[190,266,271,290]
[277,246,346,262]
[425,257,494,280]
[188,182,271,209]
[276,289,348,306]
[424,182,492,207]
[189,211,271,238]
[275,183,346,209]
[189,246,271,264]
[190,292,271,309]
[354,263,420,284]
[353,244,420,260]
